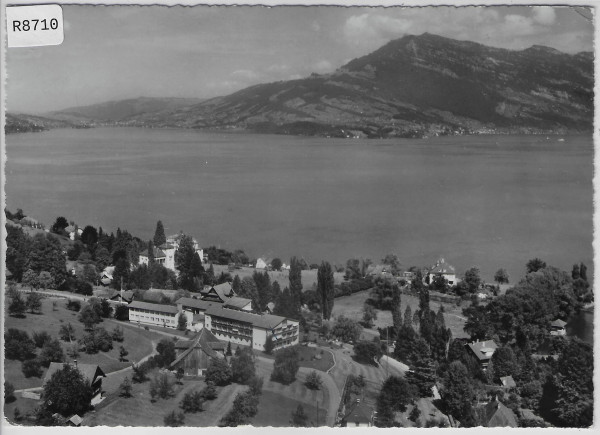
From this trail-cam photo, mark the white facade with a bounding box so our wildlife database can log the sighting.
[128,302,191,329]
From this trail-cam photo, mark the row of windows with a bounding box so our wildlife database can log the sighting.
[131,313,175,323]
[131,309,176,317]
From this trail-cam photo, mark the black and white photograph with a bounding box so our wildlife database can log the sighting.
[1,1,595,429]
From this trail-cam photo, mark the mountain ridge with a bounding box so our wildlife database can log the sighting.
[6,33,593,137]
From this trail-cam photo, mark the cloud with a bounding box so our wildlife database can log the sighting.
[231,69,260,81]
[532,7,557,25]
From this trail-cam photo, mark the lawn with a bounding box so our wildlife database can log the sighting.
[331,290,469,339]
[213,265,345,291]
[85,371,245,426]
[4,296,161,390]
[252,390,328,427]
[256,345,334,372]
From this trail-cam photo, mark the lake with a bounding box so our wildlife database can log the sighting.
[5,127,593,283]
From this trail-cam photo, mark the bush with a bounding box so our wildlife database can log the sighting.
[180,391,204,413]
[271,346,299,385]
[132,364,148,383]
[150,373,174,400]
[119,377,133,398]
[75,280,93,296]
[201,381,218,400]
[305,370,323,390]
[114,305,129,321]
[59,323,76,342]
[205,358,232,386]
[5,382,16,403]
[22,359,43,378]
[354,340,383,365]
[164,410,185,427]
[5,329,36,360]
[39,339,65,367]
[112,326,124,342]
[66,299,81,311]
[32,331,52,348]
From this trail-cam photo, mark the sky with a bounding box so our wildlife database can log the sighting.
[6,5,595,113]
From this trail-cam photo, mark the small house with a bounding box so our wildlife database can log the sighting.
[481,398,518,427]
[549,319,567,336]
[426,258,457,285]
[255,258,269,270]
[201,282,236,303]
[170,328,226,377]
[109,290,135,304]
[44,363,106,405]
[500,375,517,389]
[467,339,498,370]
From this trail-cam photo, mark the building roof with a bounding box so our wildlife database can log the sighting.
[129,301,179,314]
[176,297,222,311]
[483,400,518,427]
[170,328,223,368]
[223,296,252,310]
[366,264,389,276]
[139,247,166,259]
[43,363,106,387]
[266,302,276,312]
[67,414,83,426]
[109,290,134,301]
[201,282,235,302]
[500,375,517,388]
[467,340,498,361]
[159,243,176,250]
[65,225,76,233]
[347,401,373,425]
[205,306,291,330]
[429,258,456,275]
[550,319,567,328]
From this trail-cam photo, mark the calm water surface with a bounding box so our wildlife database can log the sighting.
[5,127,593,283]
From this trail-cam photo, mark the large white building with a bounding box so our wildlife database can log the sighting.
[138,232,204,272]
[128,300,191,329]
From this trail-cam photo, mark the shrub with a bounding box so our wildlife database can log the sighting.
[164,410,185,427]
[114,305,129,321]
[59,323,76,342]
[112,326,124,342]
[66,299,81,311]
[305,370,323,390]
[119,377,133,398]
[22,359,43,378]
[180,391,204,413]
[5,382,16,403]
[201,381,218,400]
[39,339,65,367]
[150,373,174,400]
[271,346,299,385]
[205,358,232,386]
[5,329,36,360]
[32,331,52,348]
[132,364,148,383]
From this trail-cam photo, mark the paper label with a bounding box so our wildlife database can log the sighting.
[6,5,64,48]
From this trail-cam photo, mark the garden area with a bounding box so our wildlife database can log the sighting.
[256,345,334,372]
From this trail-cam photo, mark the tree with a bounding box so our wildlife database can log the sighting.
[175,234,202,291]
[150,373,175,400]
[253,270,273,312]
[94,246,111,271]
[354,340,383,365]
[231,347,256,385]
[271,258,283,271]
[205,358,232,386]
[232,275,241,293]
[42,364,93,416]
[33,331,52,348]
[164,410,185,427]
[305,370,323,390]
[22,359,44,378]
[463,267,481,294]
[112,326,124,342]
[119,346,129,362]
[490,346,519,383]
[57,324,75,344]
[264,335,275,355]
[39,339,65,367]
[289,257,303,317]
[405,338,436,397]
[382,253,402,275]
[362,304,377,328]
[180,390,204,413]
[156,339,176,367]
[51,216,69,235]
[22,269,40,290]
[79,303,101,330]
[332,315,362,343]
[291,404,309,427]
[114,305,129,321]
[112,257,130,290]
[494,268,510,285]
[226,341,233,356]
[239,276,259,310]
[8,292,27,317]
[440,361,475,422]
[153,220,166,247]
[27,233,68,286]
[119,377,133,398]
[526,258,547,274]
[376,376,418,427]
[80,225,98,246]
[5,382,16,404]
[391,286,402,333]
[177,313,188,331]
[345,258,361,280]
[132,364,148,383]
[202,381,218,400]
[6,225,32,281]
[579,263,588,282]
[5,329,36,360]
[271,346,300,385]
[317,261,335,320]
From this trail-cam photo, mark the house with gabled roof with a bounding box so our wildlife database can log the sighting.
[500,375,517,389]
[481,397,518,427]
[426,258,457,285]
[170,328,226,377]
[467,339,498,370]
[201,282,236,302]
[255,258,270,270]
[549,319,567,336]
[44,363,106,405]
[138,246,167,267]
